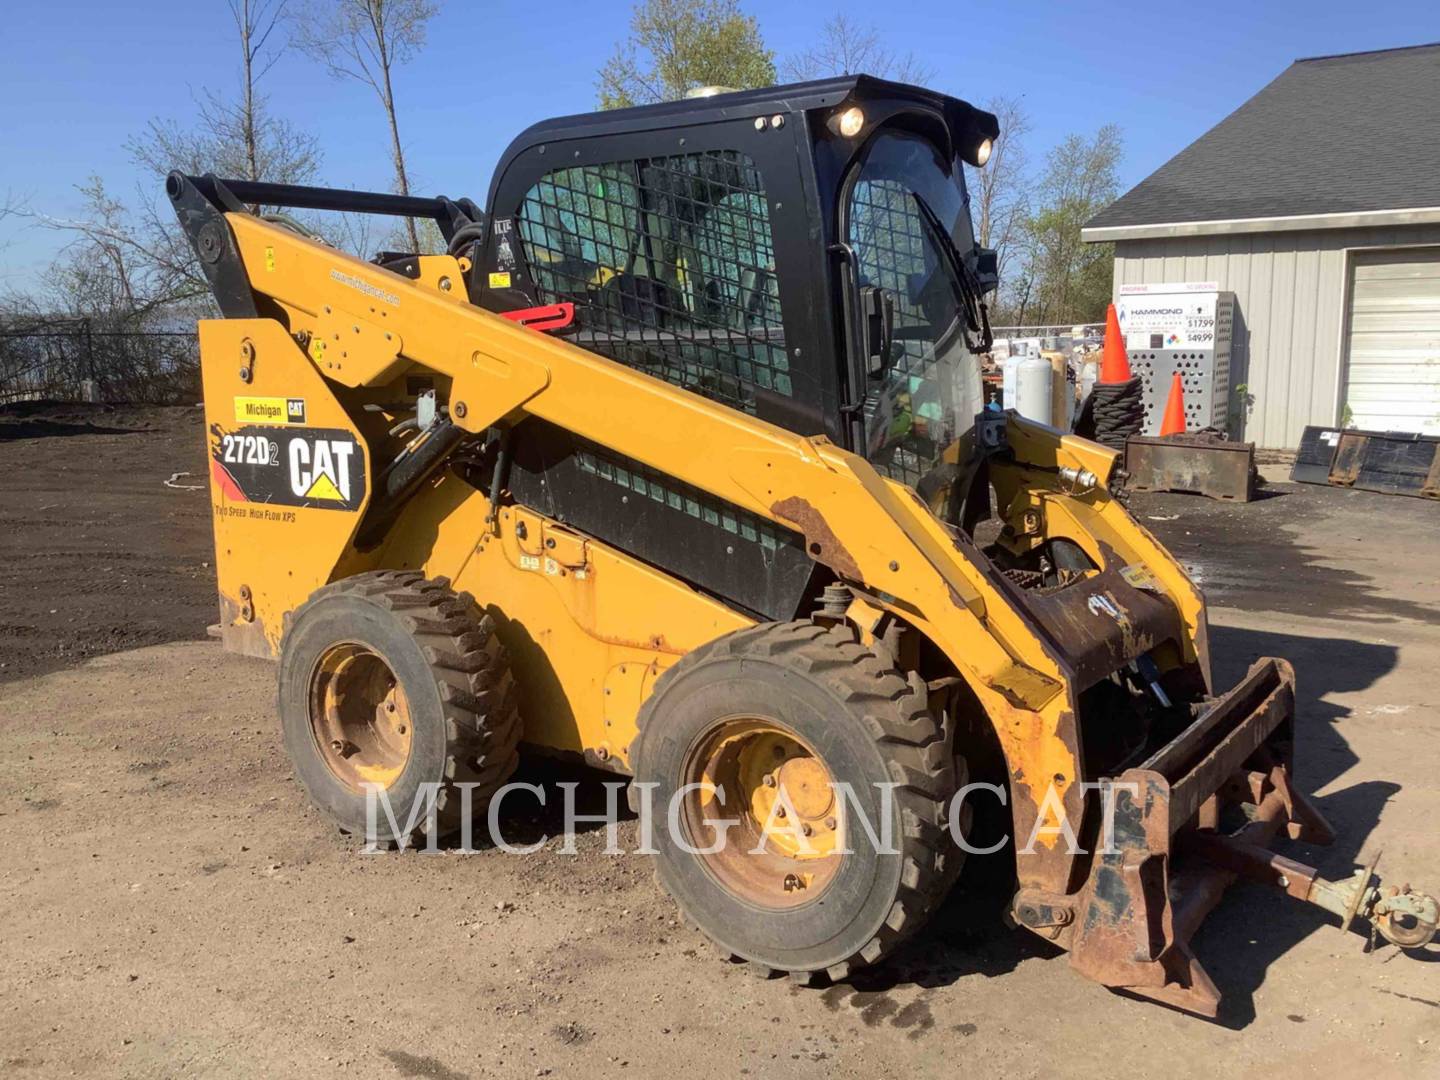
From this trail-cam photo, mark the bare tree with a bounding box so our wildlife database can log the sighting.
[0,191,27,258]
[598,0,775,108]
[781,14,933,85]
[966,95,1031,312]
[294,0,438,251]
[233,0,287,183]
[125,0,318,195]
[36,177,209,318]
[30,2,323,322]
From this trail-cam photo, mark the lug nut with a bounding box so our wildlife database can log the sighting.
[776,806,786,819]
[762,774,776,788]
[825,817,837,830]
[800,823,813,837]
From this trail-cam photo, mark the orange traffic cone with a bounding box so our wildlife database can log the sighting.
[1159,371,1187,436]
[1099,303,1131,383]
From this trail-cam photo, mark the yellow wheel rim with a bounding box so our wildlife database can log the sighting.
[682,718,843,909]
[309,643,413,792]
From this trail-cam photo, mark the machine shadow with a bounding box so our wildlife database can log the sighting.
[1194,622,1404,1026]
[848,622,1405,1015]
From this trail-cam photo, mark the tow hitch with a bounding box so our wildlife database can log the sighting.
[1190,837,1440,951]
[1016,658,1438,1016]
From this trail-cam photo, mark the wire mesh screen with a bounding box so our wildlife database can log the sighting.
[574,439,792,554]
[848,178,951,486]
[517,150,790,414]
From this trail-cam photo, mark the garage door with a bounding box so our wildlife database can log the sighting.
[1343,248,1440,435]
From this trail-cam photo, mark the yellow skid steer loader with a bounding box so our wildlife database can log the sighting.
[169,76,1436,1015]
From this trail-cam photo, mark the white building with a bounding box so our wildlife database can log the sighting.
[1082,44,1440,448]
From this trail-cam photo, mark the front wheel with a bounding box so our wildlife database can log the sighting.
[631,621,958,982]
[277,571,521,847]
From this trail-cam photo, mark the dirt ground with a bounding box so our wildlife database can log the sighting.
[0,402,216,685]
[2,404,1438,1079]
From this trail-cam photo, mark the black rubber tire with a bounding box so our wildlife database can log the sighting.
[277,570,521,847]
[630,620,957,982]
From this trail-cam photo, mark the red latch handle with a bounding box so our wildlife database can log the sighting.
[500,302,575,332]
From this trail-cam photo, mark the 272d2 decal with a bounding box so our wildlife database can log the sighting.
[209,424,366,512]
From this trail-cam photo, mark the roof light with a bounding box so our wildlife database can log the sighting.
[834,106,866,139]
[974,137,993,167]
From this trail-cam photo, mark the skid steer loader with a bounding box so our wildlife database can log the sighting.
[169,76,1435,1016]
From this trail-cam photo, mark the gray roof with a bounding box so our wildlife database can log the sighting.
[1087,43,1440,231]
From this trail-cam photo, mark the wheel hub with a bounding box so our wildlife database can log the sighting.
[682,719,843,909]
[309,643,413,792]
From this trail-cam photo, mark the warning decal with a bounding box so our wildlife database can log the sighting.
[209,424,366,512]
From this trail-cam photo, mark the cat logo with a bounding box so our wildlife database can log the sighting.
[289,436,357,504]
[211,424,364,512]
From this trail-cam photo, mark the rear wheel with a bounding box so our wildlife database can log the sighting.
[632,620,959,982]
[278,571,521,846]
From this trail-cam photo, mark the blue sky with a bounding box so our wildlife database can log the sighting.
[0,0,1434,287]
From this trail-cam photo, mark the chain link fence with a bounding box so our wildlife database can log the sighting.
[0,317,200,405]
[990,322,1105,353]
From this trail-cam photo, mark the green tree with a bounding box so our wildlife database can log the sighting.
[598,0,775,109]
[1013,124,1122,325]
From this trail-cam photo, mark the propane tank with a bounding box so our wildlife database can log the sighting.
[1080,357,1099,403]
[1002,353,1025,410]
[1016,349,1054,425]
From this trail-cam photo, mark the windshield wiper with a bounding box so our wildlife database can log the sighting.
[912,192,993,353]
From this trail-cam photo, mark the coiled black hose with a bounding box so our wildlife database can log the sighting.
[1076,377,1145,450]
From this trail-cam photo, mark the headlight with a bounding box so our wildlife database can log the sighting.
[834,106,866,139]
[974,137,993,167]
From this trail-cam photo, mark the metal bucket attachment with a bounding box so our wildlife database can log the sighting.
[1123,433,1256,501]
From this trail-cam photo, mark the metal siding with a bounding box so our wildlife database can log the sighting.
[1311,233,1349,424]
[1264,239,1296,446]
[1247,236,1276,443]
[1225,234,1255,432]
[1111,223,1440,447]
[1289,246,1320,432]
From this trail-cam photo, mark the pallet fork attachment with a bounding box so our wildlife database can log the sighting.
[1024,659,1438,1016]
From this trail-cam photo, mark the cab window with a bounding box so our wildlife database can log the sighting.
[516,150,791,412]
[845,129,982,487]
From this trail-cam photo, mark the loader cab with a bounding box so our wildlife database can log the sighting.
[474,77,999,484]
